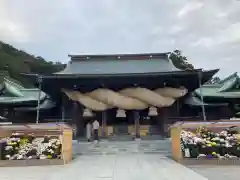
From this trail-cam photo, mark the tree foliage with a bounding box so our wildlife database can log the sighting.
[169,49,194,70]
[206,76,221,84]
[0,41,65,86]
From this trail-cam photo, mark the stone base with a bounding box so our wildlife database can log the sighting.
[0,159,65,167]
[178,158,240,165]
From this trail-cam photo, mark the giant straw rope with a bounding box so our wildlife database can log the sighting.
[62,87,188,111]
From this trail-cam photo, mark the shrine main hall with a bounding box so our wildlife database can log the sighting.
[25,53,218,139]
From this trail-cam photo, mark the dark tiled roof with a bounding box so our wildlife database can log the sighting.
[56,53,180,75]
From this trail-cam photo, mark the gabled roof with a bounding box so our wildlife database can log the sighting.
[14,99,55,111]
[3,81,24,97]
[0,96,41,104]
[194,72,240,98]
[23,53,218,97]
[0,74,50,108]
[218,72,239,85]
[0,71,23,89]
[55,53,181,75]
[0,80,46,101]
[185,72,240,106]
[185,95,228,107]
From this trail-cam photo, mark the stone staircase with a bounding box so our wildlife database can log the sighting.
[73,139,172,156]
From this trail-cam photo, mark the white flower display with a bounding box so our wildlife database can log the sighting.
[1,134,62,160]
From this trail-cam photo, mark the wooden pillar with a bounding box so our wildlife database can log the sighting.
[101,111,107,137]
[156,108,161,135]
[72,102,84,138]
[0,107,3,121]
[157,107,169,137]
[126,111,132,124]
[72,102,77,139]
[61,93,66,122]
[134,111,140,139]
[12,109,15,123]
[7,107,13,123]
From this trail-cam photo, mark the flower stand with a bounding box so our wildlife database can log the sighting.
[170,120,240,165]
[0,123,72,167]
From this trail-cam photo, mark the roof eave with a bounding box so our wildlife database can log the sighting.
[23,69,219,79]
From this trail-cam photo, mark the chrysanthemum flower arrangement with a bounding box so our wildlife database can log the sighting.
[1,133,62,160]
[180,126,240,159]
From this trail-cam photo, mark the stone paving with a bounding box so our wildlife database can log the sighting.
[0,139,240,180]
[0,154,207,180]
[190,165,240,180]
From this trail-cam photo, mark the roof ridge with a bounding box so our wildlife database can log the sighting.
[3,81,24,97]
[69,52,170,61]
[219,72,238,84]
[217,72,239,92]
[4,77,24,89]
[20,88,41,91]
[202,83,221,88]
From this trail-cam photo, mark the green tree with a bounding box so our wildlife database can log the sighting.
[206,76,221,84]
[169,49,194,70]
[0,41,65,87]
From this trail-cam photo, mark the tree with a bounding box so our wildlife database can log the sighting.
[206,76,221,84]
[169,49,194,70]
[0,41,65,87]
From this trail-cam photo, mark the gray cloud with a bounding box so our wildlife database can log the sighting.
[0,0,240,77]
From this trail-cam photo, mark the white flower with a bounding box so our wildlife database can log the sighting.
[17,155,23,160]
[5,146,13,150]
[40,155,47,159]
[219,139,225,143]
[48,149,54,154]
[206,140,211,144]
[226,136,233,141]
[225,142,232,148]
[5,155,11,159]
[220,131,228,136]
[193,137,202,143]
[56,141,61,145]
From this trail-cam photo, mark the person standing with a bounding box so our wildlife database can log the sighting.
[92,119,100,142]
[86,121,92,142]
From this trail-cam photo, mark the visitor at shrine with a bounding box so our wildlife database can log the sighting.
[86,121,92,142]
[92,119,100,142]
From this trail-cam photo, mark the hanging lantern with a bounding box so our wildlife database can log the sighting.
[116,109,126,118]
[148,107,158,116]
[83,108,93,117]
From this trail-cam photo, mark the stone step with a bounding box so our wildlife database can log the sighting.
[73,139,173,157]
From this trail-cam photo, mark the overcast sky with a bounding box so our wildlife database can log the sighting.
[0,0,240,78]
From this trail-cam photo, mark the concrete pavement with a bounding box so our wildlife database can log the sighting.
[0,154,207,180]
[190,165,240,180]
[0,140,208,180]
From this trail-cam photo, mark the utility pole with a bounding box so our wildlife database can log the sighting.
[36,75,42,124]
[198,71,206,121]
